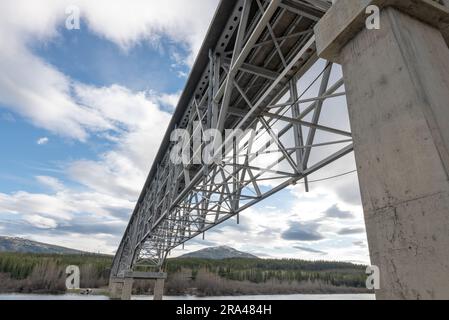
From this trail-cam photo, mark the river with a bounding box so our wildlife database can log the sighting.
[0,294,375,300]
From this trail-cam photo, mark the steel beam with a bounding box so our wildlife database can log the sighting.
[111,0,341,278]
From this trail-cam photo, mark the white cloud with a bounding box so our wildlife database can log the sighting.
[24,215,58,229]
[0,43,113,140]
[0,0,218,63]
[0,0,219,253]
[36,137,49,145]
[0,0,218,141]
[0,191,74,220]
[0,186,135,253]
[0,83,172,253]
[36,176,64,191]
[78,0,219,65]
[33,233,119,254]
[68,84,172,198]
[157,92,181,110]
[0,60,173,253]
[168,158,370,263]
[177,71,188,78]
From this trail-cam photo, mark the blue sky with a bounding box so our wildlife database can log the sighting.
[0,0,370,264]
[1,20,187,194]
[32,26,190,92]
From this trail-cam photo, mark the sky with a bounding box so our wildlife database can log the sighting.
[0,0,370,264]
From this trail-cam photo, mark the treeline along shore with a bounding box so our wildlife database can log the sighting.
[0,253,370,296]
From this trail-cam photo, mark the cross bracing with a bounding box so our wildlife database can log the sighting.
[111,0,352,278]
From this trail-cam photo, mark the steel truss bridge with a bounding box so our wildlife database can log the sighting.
[111,0,353,278]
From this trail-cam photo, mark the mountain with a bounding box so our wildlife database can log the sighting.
[0,236,86,255]
[178,246,258,260]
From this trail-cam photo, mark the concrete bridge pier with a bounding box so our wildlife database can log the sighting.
[153,278,165,301]
[109,271,167,301]
[108,278,132,300]
[121,278,134,300]
[109,281,123,300]
[315,1,449,299]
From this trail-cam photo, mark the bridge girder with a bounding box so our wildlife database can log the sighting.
[111,0,350,278]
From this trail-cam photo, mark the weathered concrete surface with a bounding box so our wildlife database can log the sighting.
[316,2,449,299]
[441,0,449,46]
[153,279,165,301]
[123,271,167,280]
[443,20,449,47]
[109,281,123,300]
[110,272,167,300]
[121,278,134,300]
[315,0,449,62]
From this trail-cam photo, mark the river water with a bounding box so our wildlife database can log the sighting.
[0,294,375,300]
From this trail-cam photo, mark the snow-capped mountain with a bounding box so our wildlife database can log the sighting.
[0,236,85,254]
[178,246,258,259]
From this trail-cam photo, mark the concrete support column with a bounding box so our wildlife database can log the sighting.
[109,281,123,300]
[443,0,449,47]
[153,279,165,301]
[121,278,134,300]
[315,1,449,299]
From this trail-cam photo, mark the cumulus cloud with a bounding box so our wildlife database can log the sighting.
[281,221,324,242]
[0,43,113,141]
[0,83,170,251]
[36,176,64,191]
[217,215,252,232]
[0,187,135,252]
[1,76,172,228]
[1,0,218,60]
[0,0,217,253]
[0,0,217,141]
[0,191,73,220]
[0,3,187,251]
[169,198,370,263]
[0,217,120,253]
[324,204,354,219]
[56,221,126,236]
[338,227,366,235]
[156,92,181,110]
[67,85,172,199]
[79,0,219,65]
[24,215,58,229]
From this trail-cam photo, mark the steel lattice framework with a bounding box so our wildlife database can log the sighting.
[111,0,352,278]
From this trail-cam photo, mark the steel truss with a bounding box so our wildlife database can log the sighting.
[111,0,350,278]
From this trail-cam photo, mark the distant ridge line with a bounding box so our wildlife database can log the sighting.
[178,245,259,260]
[0,236,94,255]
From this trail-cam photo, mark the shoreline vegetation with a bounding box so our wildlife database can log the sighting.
[0,253,371,296]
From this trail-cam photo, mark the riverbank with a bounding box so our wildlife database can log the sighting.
[0,253,370,296]
[0,293,376,300]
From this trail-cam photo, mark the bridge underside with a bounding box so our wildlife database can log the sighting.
[111,0,352,278]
